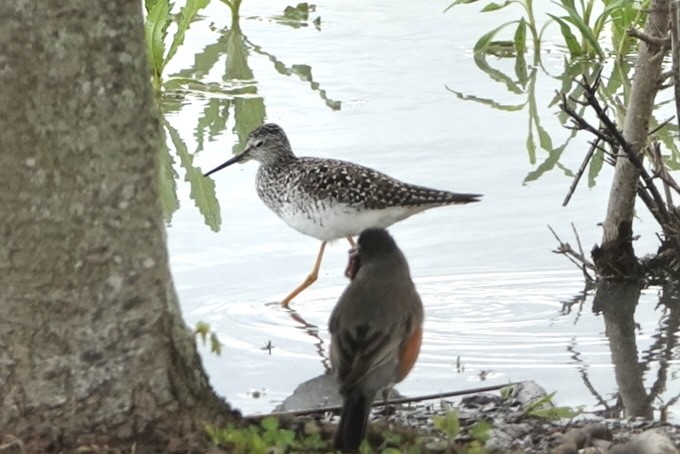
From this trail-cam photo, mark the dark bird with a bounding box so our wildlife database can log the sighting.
[204,123,480,306]
[329,228,424,451]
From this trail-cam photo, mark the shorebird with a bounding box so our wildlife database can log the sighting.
[329,228,424,451]
[203,123,480,307]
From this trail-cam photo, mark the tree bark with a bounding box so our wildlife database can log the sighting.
[596,0,670,276]
[0,1,231,450]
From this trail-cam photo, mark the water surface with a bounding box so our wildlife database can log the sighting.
[164,0,680,420]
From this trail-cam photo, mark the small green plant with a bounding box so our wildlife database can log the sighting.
[144,0,211,92]
[469,420,492,446]
[432,408,489,453]
[445,0,646,60]
[195,321,223,355]
[524,392,581,420]
[547,0,645,58]
[207,416,328,453]
[433,408,460,452]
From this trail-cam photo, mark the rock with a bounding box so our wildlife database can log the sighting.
[609,429,679,454]
[273,373,341,413]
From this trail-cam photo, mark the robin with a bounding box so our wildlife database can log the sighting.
[329,228,424,451]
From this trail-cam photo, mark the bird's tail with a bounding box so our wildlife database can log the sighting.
[333,392,371,451]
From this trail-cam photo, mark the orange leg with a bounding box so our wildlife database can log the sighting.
[281,241,327,307]
[346,236,356,247]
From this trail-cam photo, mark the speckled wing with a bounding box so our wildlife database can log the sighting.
[293,157,481,210]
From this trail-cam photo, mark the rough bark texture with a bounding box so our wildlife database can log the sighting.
[0,1,231,450]
[598,0,670,273]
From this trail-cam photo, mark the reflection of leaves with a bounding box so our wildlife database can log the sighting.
[173,36,227,81]
[166,0,211,68]
[165,119,221,232]
[194,98,231,154]
[245,38,341,111]
[473,47,525,95]
[272,3,321,29]
[232,97,266,155]
[445,87,525,112]
[158,9,338,228]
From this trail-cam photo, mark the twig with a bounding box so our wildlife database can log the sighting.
[244,382,521,420]
[575,75,673,226]
[560,94,612,144]
[648,116,674,136]
[563,138,600,207]
[571,223,596,283]
[548,225,596,272]
[627,27,671,47]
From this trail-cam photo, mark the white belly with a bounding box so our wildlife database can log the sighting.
[276,202,422,241]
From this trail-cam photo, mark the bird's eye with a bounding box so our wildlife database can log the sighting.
[254,139,264,148]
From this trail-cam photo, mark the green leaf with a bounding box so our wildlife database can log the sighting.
[433,409,460,437]
[358,439,375,454]
[261,416,279,432]
[471,420,492,442]
[444,0,481,13]
[481,1,512,12]
[473,21,518,56]
[537,124,554,151]
[549,3,605,58]
[526,130,536,164]
[210,332,223,355]
[547,14,582,57]
[588,148,604,187]
[195,321,210,343]
[144,0,170,80]
[514,17,526,54]
[514,50,528,86]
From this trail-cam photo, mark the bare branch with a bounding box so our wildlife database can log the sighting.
[563,138,600,207]
[627,27,671,46]
[574,75,673,227]
[548,225,596,272]
[245,382,522,419]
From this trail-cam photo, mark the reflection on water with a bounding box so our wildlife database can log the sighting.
[177,263,680,420]
[163,0,680,423]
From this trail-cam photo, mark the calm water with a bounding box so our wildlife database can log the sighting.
[163,1,680,419]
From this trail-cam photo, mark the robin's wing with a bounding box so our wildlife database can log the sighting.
[331,306,420,394]
[332,322,400,394]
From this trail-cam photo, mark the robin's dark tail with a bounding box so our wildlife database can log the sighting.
[333,392,371,451]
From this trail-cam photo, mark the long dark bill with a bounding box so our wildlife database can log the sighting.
[203,151,248,177]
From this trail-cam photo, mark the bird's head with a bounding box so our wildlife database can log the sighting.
[203,123,294,177]
[345,228,407,280]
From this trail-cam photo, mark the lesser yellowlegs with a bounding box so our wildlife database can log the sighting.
[329,228,423,450]
[204,123,481,307]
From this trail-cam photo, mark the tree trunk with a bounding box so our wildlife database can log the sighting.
[596,0,670,276]
[0,1,231,451]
